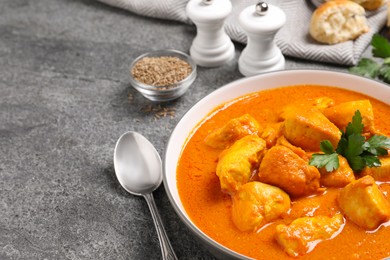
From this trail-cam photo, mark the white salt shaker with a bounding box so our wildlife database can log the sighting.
[186,0,235,67]
[238,2,286,76]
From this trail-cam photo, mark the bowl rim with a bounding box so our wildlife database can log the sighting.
[162,69,390,259]
[129,49,197,92]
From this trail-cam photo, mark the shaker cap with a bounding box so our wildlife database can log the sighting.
[186,0,232,22]
[239,2,286,34]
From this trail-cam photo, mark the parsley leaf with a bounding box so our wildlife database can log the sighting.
[378,64,390,83]
[367,134,390,147]
[310,153,339,172]
[363,155,381,168]
[336,137,347,155]
[365,135,390,155]
[345,110,364,137]
[342,111,366,171]
[309,140,340,172]
[347,156,366,172]
[320,140,335,154]
[310,140,339,172]
[349,58,380,78]
[384,57,390,65]
[372,34,390,58]
[345,134,365,159]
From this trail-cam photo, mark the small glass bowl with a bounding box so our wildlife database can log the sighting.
[129,49,197,102]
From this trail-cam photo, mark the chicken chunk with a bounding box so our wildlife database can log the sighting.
[261,123,283,148]
[276,135,309,160]
[279,97,335,119]
[216,135,266,195]
[275,214,344,257]
[319,155,355,188]
[312,97,335,111]
[361,156,390,182]
[204,114,263,149]
[323,100,375,134]
[258,145,321,197]
[232,182,290,232]
[282,108,341,151]
[279,104,304,121]
[338,175,390,230]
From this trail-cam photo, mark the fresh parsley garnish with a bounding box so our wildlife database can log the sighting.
[309,110,390,172]
[371,33,390,58]
[349,34,390,84]
[349,58,380,78]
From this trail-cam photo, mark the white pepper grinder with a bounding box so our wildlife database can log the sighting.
[186,0,235,67]
[238,2,286,76]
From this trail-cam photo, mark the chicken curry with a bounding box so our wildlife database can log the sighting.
[176,85,390,259]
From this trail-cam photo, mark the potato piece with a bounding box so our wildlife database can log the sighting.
[361,156,390,182]
[232,182,290,232]
[282,108,341,151]
[204,114,263,149]
[275,214,344,257]
[338,175,390,230]
[323,100,375,134]
[216,135,266,195]
[258,146,321,197]
[319,155,355,188]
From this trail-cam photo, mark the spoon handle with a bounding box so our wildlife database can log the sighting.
[143,193,178,260]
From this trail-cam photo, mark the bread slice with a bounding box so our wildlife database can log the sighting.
[310,0,369,44]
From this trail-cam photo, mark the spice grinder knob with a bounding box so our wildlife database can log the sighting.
[256,2,268,16]
[238,2,286,76]
[186,0,235,67]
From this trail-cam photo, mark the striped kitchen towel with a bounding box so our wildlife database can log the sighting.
[96,0,388,65]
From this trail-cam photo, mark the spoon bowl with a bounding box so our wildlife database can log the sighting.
[114,131,177,260]
[114,131,162,195]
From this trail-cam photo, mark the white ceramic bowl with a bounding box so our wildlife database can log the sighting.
[163,70,390,259]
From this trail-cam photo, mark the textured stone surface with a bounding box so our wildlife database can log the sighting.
[0,0,365,259]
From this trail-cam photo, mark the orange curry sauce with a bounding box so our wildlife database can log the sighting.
[177,85,390,259]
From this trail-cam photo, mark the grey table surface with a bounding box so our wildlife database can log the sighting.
[0,0,376,259]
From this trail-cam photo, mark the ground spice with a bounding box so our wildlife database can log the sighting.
[131,56,192,88]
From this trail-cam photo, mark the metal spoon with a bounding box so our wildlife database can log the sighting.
[113,131,178,260]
